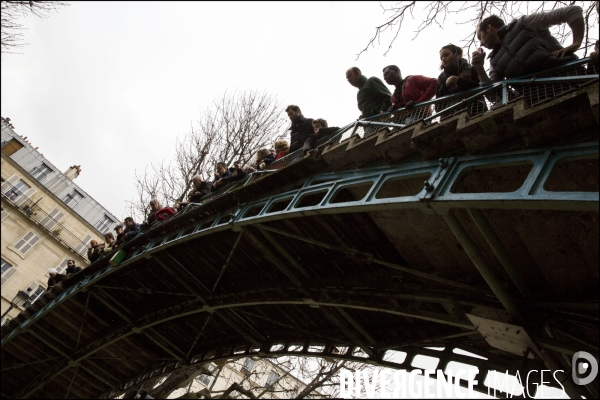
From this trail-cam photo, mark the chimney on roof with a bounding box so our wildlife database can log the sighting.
[64,165,82,180]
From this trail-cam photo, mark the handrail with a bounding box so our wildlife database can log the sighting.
[132,57,598,234]
[1,181,90,258]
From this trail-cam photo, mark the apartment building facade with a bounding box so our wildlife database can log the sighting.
[1,119,120,324]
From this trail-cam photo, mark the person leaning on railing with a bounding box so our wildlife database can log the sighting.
[122,217,141,241]
[211,162,232,192]
[471,5,585,84]
[286,105,314,153]
[47,268,66,291]
[65,259,82,278]
[274,140,290,161]
[382,65,437,124]
[214,165,247,188]
[103,232,116,253]
[145,198,162,226]
[113,224,126,248]
[435,44,486,116]
[87,239,105,263]
[255,148,276,170]
[174,175,213,211]
[303,118,340,157]
[345,67,392,119]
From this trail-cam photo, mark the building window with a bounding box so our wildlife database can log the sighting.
[3,179,31,202]
[23,282,45,307]
[95,214,114,234]
[74,234,92,256]
[1,138,24,156]
[1,207,8,221]
[196,374,212,386]
[266,371,279,390]
[1,259,17,287]
[241,358,255,375]
[13,231,41,255]
[40,208,65,231]
[63,190,84,208]
[289,389,298,399]
[55,259,68,275]
[30,163,53,182]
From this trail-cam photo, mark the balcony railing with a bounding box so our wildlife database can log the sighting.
[1,180,90,257]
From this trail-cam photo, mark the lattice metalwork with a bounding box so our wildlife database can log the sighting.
[1,59,598,400]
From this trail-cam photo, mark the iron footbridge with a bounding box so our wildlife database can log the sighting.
[1,59,599,399]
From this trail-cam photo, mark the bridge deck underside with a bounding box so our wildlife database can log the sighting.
[2,79,599,399]
[2,203,598,398]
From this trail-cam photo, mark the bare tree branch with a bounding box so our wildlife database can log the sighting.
[357,1,599,60]
[130,89,286,223]
[1,1,68,54]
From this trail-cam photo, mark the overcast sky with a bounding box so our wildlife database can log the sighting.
[1,1,595,222]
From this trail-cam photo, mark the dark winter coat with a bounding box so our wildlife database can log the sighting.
[356,75,392,118]
[289,115,314,153]
[65,265,82,277]
[488,17,578,82]
[47,273,65,290]
[303,127,340,154]
[190,180,213,201]
[435,59,486,115]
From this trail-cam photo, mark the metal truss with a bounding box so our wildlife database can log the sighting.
[3,141,598,348]
[104,340,534,399]
[2,141,598,399]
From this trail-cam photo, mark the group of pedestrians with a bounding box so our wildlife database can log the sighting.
[46,259,82,291]
[345,4,588,120]
[77,5,596,269]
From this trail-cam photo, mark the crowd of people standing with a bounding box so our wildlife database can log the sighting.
[66,5,598,272]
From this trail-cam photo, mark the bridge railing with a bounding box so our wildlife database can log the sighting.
[135,58,598,233]
[261,57,598,172]
[342,57,598,141]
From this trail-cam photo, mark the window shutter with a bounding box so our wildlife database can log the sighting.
[14,232,34,250]
[14,231,40,255]
[1,175,19,193]
[25,281,40,295]
[1,267,17,287]
[41,208,64,230]
[6,175,19,185]
[55,259,68,274]
[14,188,36,207]
[75,234,92,255]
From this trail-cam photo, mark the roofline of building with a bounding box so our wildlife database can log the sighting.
[1,121,120,225]
[1,151,112,239]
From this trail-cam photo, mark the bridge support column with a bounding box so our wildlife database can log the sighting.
[466,209,531,300]
[443,212,524,323]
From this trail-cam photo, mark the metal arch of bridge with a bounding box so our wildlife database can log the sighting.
[108,342,525,399]
[123,141,598,267]
[3,141,597,346]
[2,141,598,399]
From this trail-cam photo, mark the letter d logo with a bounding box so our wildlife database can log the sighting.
[572,351,598,385]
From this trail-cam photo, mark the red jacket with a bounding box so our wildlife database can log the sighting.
[275,150,289,160]
[391,75,437,110]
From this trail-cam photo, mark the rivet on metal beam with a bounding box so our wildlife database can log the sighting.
[424,181,435,192]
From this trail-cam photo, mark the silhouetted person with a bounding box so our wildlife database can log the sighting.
[346,67,391,118]
[472,5,584,83]
[65,259,82,278]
